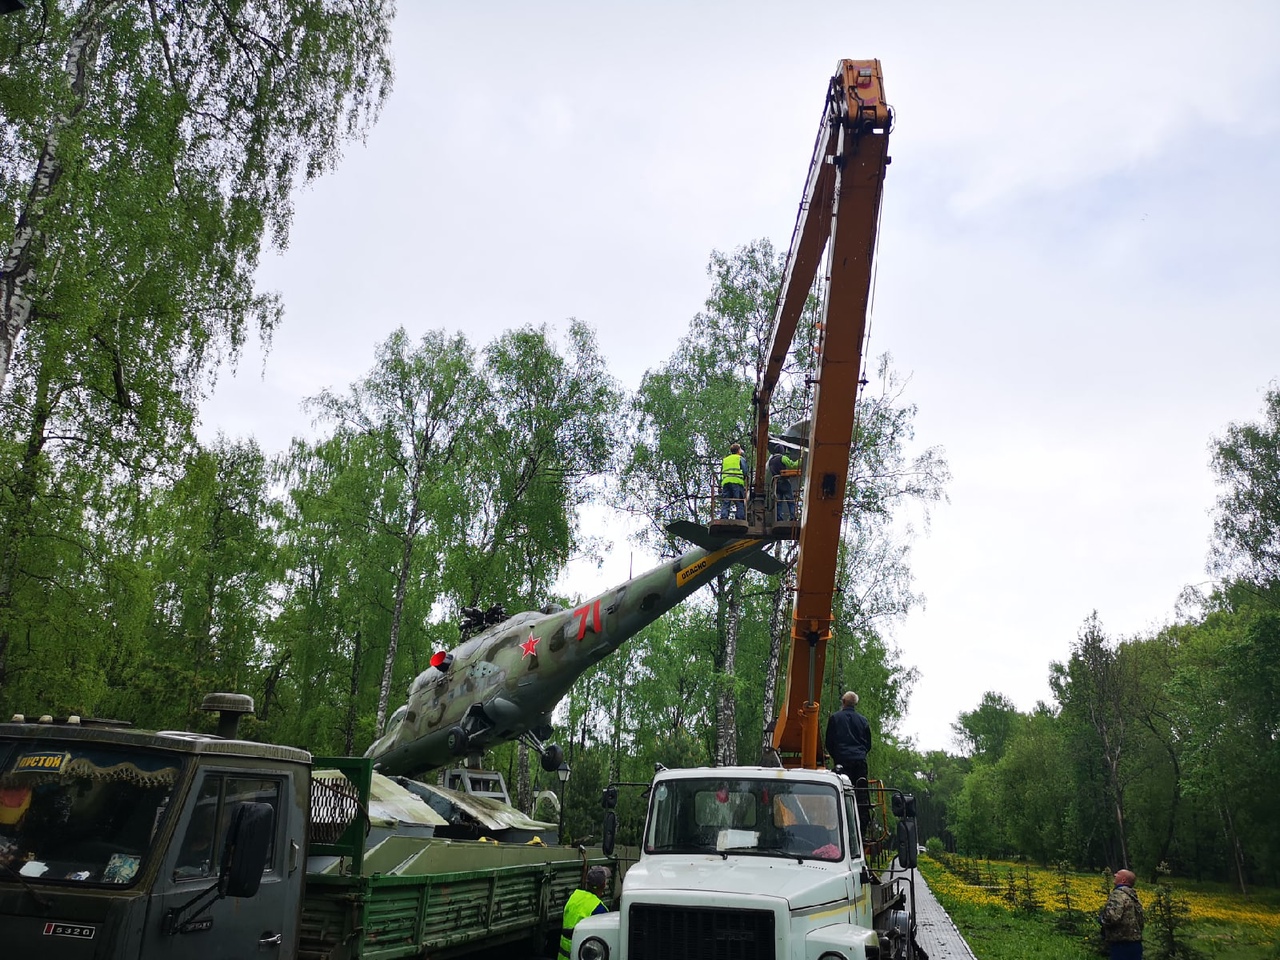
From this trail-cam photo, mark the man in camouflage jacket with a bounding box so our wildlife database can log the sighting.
[1100,869,1145,959]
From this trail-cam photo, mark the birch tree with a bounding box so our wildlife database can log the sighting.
[0,0,393,390]
[1051,613,1137,870]
[0,1,392,704]
[304,328,481,736]
[1209,386,1280,591]
[272,427,415,754]
[127,436,278,726]
[445,321,622,612]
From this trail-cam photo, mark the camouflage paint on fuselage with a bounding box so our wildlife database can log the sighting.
[365,537,768,776]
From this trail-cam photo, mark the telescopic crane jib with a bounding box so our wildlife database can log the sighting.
[763,60,891,769]
[662,60,891,769]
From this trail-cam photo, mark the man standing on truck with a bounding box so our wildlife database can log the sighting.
[824,691,873,837]
[559,865,611,958]
[1100,869,1145,959]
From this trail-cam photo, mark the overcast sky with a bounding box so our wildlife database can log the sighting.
[200,1,1280,753]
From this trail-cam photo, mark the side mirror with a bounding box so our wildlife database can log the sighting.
[895,818,918,870]
[601,810,618,857]
[220,802,274,898]
[891,792,916,818]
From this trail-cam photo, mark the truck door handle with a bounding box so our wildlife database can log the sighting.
[259,933,283,948]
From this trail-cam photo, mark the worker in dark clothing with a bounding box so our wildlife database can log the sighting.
[1100,869,1145,959]
[560,865,611,958]
[719,443,747,520]
[824,691,873,838]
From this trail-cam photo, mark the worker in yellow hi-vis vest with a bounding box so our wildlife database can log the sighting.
[560,865,611,958]
[719,442,747,520]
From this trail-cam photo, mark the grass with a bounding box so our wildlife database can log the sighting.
[918,855,1280,960]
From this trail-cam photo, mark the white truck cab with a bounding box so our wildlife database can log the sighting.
[573,765,917,960]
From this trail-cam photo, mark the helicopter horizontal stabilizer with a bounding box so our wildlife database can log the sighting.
[665,521,786,576]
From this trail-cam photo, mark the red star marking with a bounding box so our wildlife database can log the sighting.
[520,633,540,658]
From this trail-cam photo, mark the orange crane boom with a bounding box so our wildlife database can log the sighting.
[766,60,892,769]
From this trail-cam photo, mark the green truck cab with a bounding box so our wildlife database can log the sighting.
[0,695,613,959]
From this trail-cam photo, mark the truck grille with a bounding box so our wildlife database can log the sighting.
[628,904,776,960]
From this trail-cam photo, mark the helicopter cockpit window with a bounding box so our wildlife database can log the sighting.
[383,704,409,737]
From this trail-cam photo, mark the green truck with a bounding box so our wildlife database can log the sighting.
[0,694,614,959]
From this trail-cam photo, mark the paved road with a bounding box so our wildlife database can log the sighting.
[905,864,979,959]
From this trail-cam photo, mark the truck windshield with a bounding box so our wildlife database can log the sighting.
[0,740,183,886]
[645,777,844,861]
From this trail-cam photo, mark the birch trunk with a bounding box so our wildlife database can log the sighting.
[376,495,421,733]
[1221,800,1248,895]
[517,742,532,813]
[1,1,125,391]
[1096,710,1130,869]
[759,572,788,761]
[343,630,363,755]
[611,653,625,782]
[0,358,54,687]
[714,569,741,767]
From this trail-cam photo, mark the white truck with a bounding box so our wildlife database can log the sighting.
[572,765,920,960]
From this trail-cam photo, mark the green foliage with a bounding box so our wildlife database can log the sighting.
[1,1,394,380]
[953,691,1023,764]
[450,321,622,608]
[1209,388,1280,588]
[1053,860,1090,934]
[1004,867,1019,907]
[1149,864,1203,960]
[943,598,1280,885]
[1048,613,1143,869]
[0,0,393,719]
[129,436,279,725]
[952,763,1008,857]
[1019,863,1044,914]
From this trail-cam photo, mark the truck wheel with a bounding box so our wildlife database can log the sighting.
[446,726,469,755]
[540,743,564,772]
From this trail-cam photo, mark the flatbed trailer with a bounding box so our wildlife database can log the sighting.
[300,829,615,960]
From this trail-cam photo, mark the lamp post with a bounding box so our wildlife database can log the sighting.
[556,761,572,843]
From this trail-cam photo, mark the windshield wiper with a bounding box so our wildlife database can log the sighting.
[0,861,55,909]
[754,844,805,864]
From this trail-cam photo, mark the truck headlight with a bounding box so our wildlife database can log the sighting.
[578,936,609,960]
